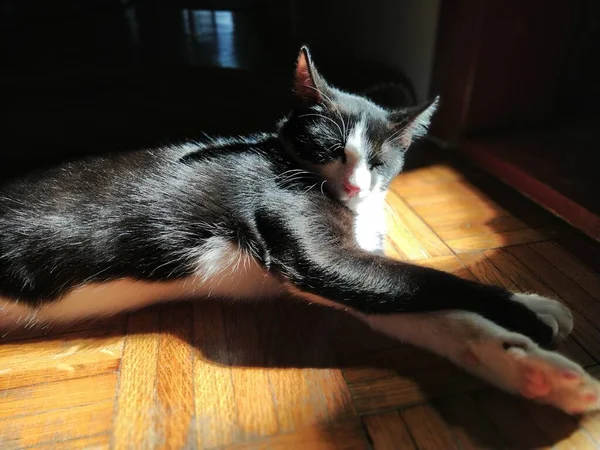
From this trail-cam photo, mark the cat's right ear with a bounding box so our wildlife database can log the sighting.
[293,46,326,107]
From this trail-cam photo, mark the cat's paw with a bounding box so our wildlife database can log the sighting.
[465,333,599,415]
[515,349,600,414]
[511,293,573,344]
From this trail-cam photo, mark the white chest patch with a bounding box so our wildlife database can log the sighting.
[352,192,388,253]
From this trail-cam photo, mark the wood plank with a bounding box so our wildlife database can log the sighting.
[393,178,474,200]
[193,303,239,449]
[434,215,529,241]
[0,315,127,344]
[223,305,279,441]
[249,304,354,435]
[392,165,464,193]
[473,389,552,449]
[155,303,195,450]
[531,241,600,299]
[0,372,117,420]
[362,410,416,450]
[0,326,124,390]
[446,227,554,253]
[481,248,600,362]
[458,251,594,367]
[401,404,460,450]
[554,431,600,450]
[0,399,113,448]
[225,420,369,450]
[29,433,110,450]
[415,208,515,229]
[341,366,399,386]
[435,393,506,449]
[555,230,600,276]
[521,401,597,450]
[267,368,355,434]
[383,236,407,260]
[399,181,497,207]
[410,198,507,220]
[579,412,600,446]
[112,308,161,450]
[457,251,517,288]
[343,346,484,414]
[413,255,478,282]
[385,191,452,260]
[505,245,600,330]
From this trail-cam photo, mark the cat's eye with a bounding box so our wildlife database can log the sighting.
[369,160,384,170]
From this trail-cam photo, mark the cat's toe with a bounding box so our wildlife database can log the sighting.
[521,365,551,398]
[511,293,573,344]
[463,331,600,414]
[506,344,600,414]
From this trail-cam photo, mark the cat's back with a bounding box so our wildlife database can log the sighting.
[1,146,176,206]
[0,136,281,234]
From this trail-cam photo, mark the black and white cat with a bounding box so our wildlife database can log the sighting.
[0,47,598,414]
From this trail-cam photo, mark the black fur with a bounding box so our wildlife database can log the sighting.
[0,47,554,346]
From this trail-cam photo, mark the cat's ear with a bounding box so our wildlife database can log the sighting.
[389,97,439,148]
[293,46,327,107]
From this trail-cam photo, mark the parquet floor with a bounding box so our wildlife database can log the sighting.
[2,147,600,449]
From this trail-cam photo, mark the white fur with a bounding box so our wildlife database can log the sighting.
[0,238,281,327]
[352,189,387,252]
[320,117,384,214]
[345,119,372,195]
[326,118,388,252]
[288,286,596,415]
[511,293,573,341]
[364,309,600,415]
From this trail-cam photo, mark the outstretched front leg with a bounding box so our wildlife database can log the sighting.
[257,193,572,348]
[251,194,600,413]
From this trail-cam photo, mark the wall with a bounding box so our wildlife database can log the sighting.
[292,0,441,102]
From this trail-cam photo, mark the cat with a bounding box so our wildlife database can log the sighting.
[0,47,597,414]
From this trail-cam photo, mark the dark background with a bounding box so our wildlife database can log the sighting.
[1,0,599,238]
[0,0,439,173]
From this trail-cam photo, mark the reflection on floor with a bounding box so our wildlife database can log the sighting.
[1,145,600,449]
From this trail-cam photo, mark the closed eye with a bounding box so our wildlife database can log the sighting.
[369,159,384,170]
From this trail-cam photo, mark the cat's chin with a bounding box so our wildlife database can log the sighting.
[343,190,387,214]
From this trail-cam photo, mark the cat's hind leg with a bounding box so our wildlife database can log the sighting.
[363,310,599,415]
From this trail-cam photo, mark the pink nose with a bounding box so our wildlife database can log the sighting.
[344,181,361,198]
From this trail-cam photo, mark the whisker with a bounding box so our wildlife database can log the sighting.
[320,180,327,195]
[275,169,313,179]
[303,182,320,194]
[325,142,344,153]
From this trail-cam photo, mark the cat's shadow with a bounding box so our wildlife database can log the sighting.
[5,293,579,448]
[172,296,585,447]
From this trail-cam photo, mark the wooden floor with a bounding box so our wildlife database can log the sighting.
[2,148,600,449]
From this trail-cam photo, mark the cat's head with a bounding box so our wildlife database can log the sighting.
[279,46,438,212]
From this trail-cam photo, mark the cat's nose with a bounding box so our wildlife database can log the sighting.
[343,181,361,198]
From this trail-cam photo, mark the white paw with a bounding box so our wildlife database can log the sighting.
[464,332,600,415]
[511,293,573,343]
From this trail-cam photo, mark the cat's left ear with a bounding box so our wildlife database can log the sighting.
[389,97,439,148]
[293,46,328,107]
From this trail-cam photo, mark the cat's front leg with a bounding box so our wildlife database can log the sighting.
[258,195,570,348]
[364,310,598,415]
